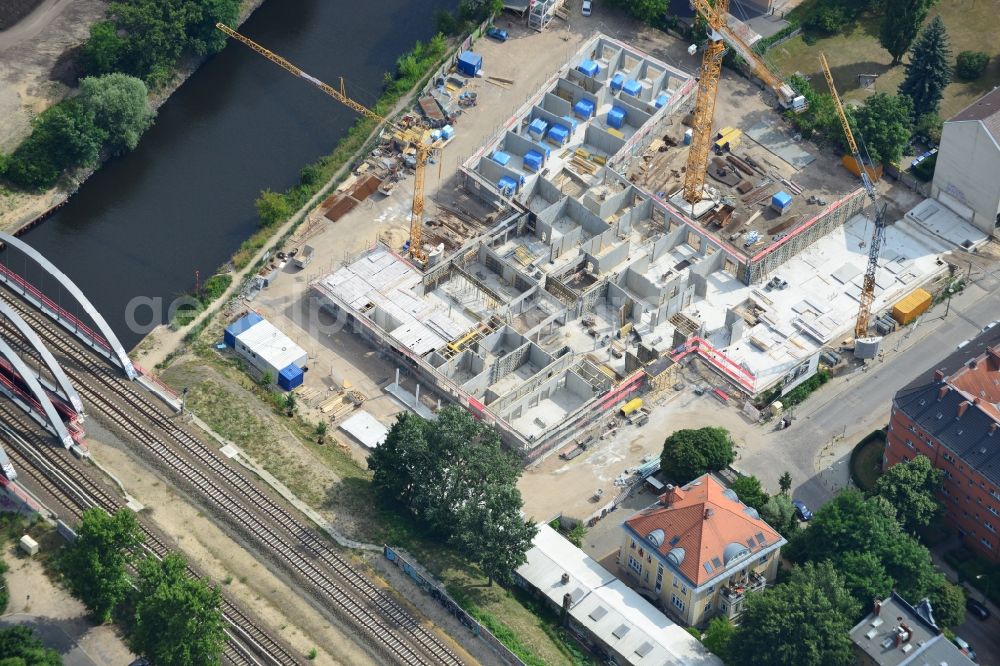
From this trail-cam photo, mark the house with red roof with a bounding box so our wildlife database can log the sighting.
[617,473,787,627]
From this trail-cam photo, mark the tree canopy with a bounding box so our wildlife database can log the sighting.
[879,0,937,66]
[130,553,226,666]
[606,0,669,24]
[899,17,952,119]
[730,475,768,512]
[369,407,536,585]
[956,51,990,80]
[760,494,799,537]
[79,74,156,155]
[59,508,142,622]
[872,454,943,533]
[851,93,913,165]
[734,561,857,666]
[0,626,62,666]
[659,427,734,485]
[701,617,735,664]
[778,471,792,495]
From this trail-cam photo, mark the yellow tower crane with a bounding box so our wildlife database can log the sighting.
[683,0,802,206]
[216,23,434,265]
[819,52,886,340]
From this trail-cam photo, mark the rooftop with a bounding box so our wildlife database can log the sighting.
[624,474,786,588]
[517,524,722,666]
[949,86,1000,142]
[848,592,974,666]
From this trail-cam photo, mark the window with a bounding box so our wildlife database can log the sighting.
[905,439,914,449]
[720,602,728,613]
[989,506,998,517]
[704,599,712,612]
[628,556,642,575]
[981,538,993,550]
[671,594,685,612]
[991,489,1000,501]
[673,578,678,589]
[986,521,996,534]
[630,539,636,550]
[759,554,768,564]
[942,487,950,496]
[944,452,955,464]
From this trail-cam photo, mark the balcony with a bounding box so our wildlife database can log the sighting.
[720,570,767,613]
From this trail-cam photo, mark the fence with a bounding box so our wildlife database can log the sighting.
[383,546,525,665]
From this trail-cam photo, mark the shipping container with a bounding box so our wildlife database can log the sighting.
[620,398,643,416]
[892,288,932,325]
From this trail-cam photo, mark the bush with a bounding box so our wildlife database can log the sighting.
[806,5,849,34]
[911,153,937,182]
[956,51,989,80]
[913,112,943,145]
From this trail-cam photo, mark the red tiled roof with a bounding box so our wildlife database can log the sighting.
[625,474,783,586]
[948,346,1000,421]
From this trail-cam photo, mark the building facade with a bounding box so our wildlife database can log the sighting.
[886,341,1000,564]
[931,87,1000,238]
[617,475,786,627]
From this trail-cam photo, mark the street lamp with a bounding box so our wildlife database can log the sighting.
[944,286,955,319]
[976,573,991,606]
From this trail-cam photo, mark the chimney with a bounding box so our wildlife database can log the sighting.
[704,508,714,520]
[561,573,570,585]
[934,369,944,381]
[561,593,572,626]
[970,358,979,369]
[958,400,971,418]
[873,599,882,616]
[989,346,1000,366]
[938,385,950,400]
[990,423,998,436]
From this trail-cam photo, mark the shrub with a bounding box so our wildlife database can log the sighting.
[806,5,849,34]
[956,51,989,80]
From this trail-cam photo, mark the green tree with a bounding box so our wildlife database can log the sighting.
[5,99,107,189]
[702,616,735,663]
[82,20,127,75]
[0,626,63,666]
[131,553,226,666]
[927,578,965,629]
[283,391,297,416]
[778,471,792,495]
[760,494,799,537]
[452,485,537,586]
[59,508,142,622]
[435,10,459,35]
[879,0,937,66]
[899,17,952,119]
[873,454,943,532]
[913,112,943,144]
[607,0,669,24]
[735,561,857,666]
[255,189,292,227]
[79,73,156,155]
[852,93,913,164]
[956,51,989,80]
[660,427,734,485]
[730,475,768,512]
[788,490,900,564]
[834,550,893,607]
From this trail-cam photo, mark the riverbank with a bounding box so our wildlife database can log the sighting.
[0,0,268,234]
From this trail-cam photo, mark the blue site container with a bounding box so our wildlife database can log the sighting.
[498,176,518,195]
[224,312,262,347]
[573,99,596,119]
[441,124,455,140]
[457,51,483,77]
[577,59,600,78]
[655,92,670,108]
[523,150,544,172]
[610,73,625,92]
[492,150,511,166]
[622,79,642,97]
[278,364,304,390]
[528,118,549,140]
[607,106,626,129]
[547,124,570,145]
[771,191,793,213]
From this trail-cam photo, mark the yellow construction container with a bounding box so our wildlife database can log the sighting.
[842,154,882,182]
[620,398,644,416]
[892,288,932,325]
[714,128,742,152]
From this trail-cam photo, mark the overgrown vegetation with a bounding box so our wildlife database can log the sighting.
[778,369,831,408]
[0,626,63,666]
[659,427,734,485]
[57,508,226,664]
[170,273,233,328]
[848,429,886,491]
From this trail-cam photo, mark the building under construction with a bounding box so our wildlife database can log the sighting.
[311,34,986,459]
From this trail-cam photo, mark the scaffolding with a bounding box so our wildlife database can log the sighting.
[528,0,564,31]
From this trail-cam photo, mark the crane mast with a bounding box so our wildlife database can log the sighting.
[683,0,730,204]
[216,23,431,265]
[818,52,885,339]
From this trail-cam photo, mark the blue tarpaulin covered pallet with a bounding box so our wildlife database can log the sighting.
[577,59,600,78]
[498,176,518,194]
[573,99,596,119]
[607,106,626,129]
[610,73,625,92]
[523,150,544,172]
[547,124,570,145]
[492,151,512,166]
[622,79,642,97]
[528,118,549,140]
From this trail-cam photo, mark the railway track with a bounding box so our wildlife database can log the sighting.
[0,403,298,666]
[1,293,465,666]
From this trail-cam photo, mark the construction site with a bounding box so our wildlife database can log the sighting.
[216,13,989,464]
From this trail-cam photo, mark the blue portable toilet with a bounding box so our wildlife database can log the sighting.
[607,106,626,129]
[457,51,483,77]
[771,191,793,214]
[610,73,625,92]
[523,150,544,172]
[622,79,642,97]
[278,364,304,390]
[224,312,262,348]
[573,99,596,119]
[528,118,549,140]
[577,59,600,78]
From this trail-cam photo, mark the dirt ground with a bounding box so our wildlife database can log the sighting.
[1,541,136,665]
[0,0,107,229]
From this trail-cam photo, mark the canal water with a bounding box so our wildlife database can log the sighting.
[17,0,457,350]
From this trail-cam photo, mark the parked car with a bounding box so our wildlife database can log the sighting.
[693,387,706,396]
[485,26,509,42]
[953,636,977,662]
[966,597,991,621]
[582,0,592,16]
[792,499,813,521]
